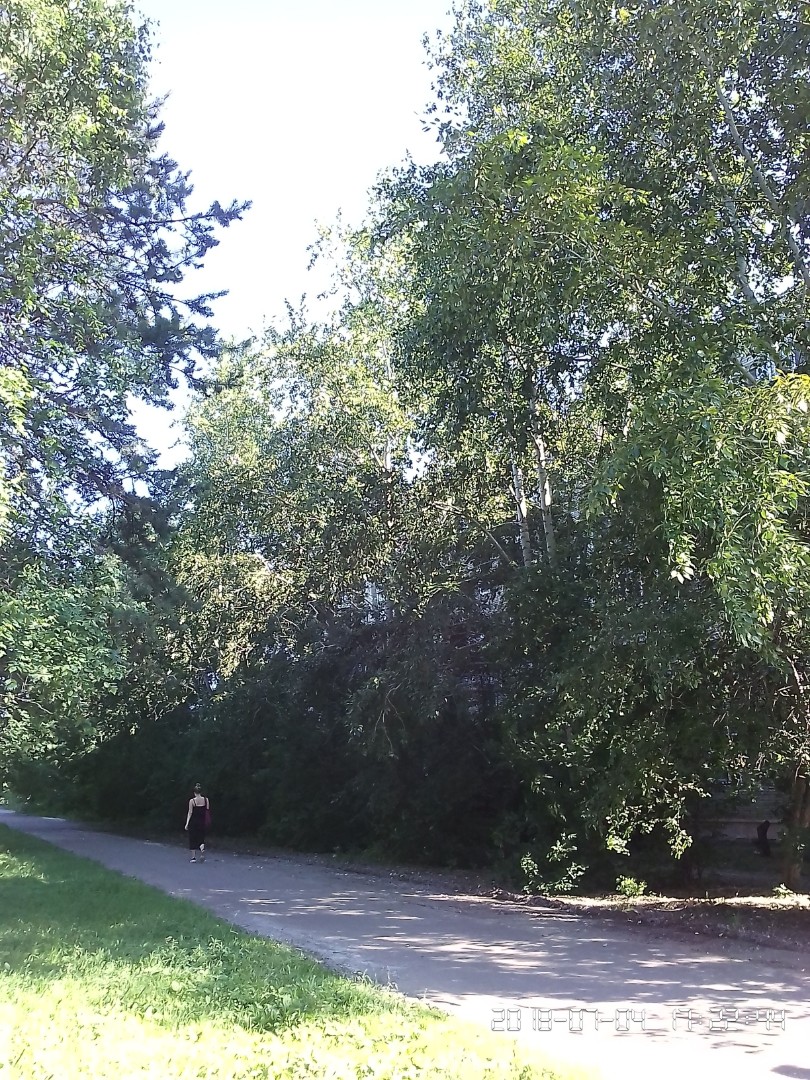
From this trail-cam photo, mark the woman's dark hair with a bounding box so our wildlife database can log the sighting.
[194,783,202,792]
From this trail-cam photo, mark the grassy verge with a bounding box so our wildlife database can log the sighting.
[0,826,580,1080]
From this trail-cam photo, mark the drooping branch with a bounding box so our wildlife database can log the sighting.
[674,10,810,296]
[431,501,517,568]
[712,82,810,296]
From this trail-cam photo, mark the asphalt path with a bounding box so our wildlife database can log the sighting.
[1,809,808,1080]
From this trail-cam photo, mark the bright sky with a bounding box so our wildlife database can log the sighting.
[129,1,453,462]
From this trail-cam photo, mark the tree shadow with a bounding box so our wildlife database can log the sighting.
[0,830,420,1036]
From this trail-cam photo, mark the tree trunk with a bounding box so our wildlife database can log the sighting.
[530,428,557,568]
[782,763,810,891]
[527,372,557,568]
[510,460,533,567]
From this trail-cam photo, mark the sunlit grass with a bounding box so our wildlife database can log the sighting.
[0,826,574,1079]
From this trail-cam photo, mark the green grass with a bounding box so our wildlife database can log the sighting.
[0,826,576,1079]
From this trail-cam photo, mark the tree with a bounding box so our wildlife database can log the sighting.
[375,0,810,881]
[45,0,810,890]
[0,0,246,782]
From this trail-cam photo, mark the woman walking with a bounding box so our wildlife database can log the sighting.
[185,783,210,863]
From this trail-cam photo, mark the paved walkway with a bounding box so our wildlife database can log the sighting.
[1,809,808,1080]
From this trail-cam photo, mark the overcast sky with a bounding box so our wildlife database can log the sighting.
[129,0,454,461]
[134,0,452,338]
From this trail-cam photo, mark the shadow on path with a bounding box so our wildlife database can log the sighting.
[2,809,807,1080]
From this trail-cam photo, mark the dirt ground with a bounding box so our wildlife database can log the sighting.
[505,889,810,952]
[273,850,810,953]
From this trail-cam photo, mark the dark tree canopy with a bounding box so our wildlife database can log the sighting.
[4,0,809,891]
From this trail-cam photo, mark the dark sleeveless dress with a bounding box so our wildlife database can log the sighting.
[188,799,207,849]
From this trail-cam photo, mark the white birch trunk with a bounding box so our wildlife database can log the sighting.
[511,459,533,567]
[530,427,557,568]
[529,375,557,568]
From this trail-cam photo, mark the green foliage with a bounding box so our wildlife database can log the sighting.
[521,835,588,895]
[615,876,648,899]
[371,0,810,880]
[0,553,126,780]
[772,883,797,899]
[0,0,245,782]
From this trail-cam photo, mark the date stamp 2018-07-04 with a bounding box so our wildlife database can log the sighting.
[490,1005,787,1035]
